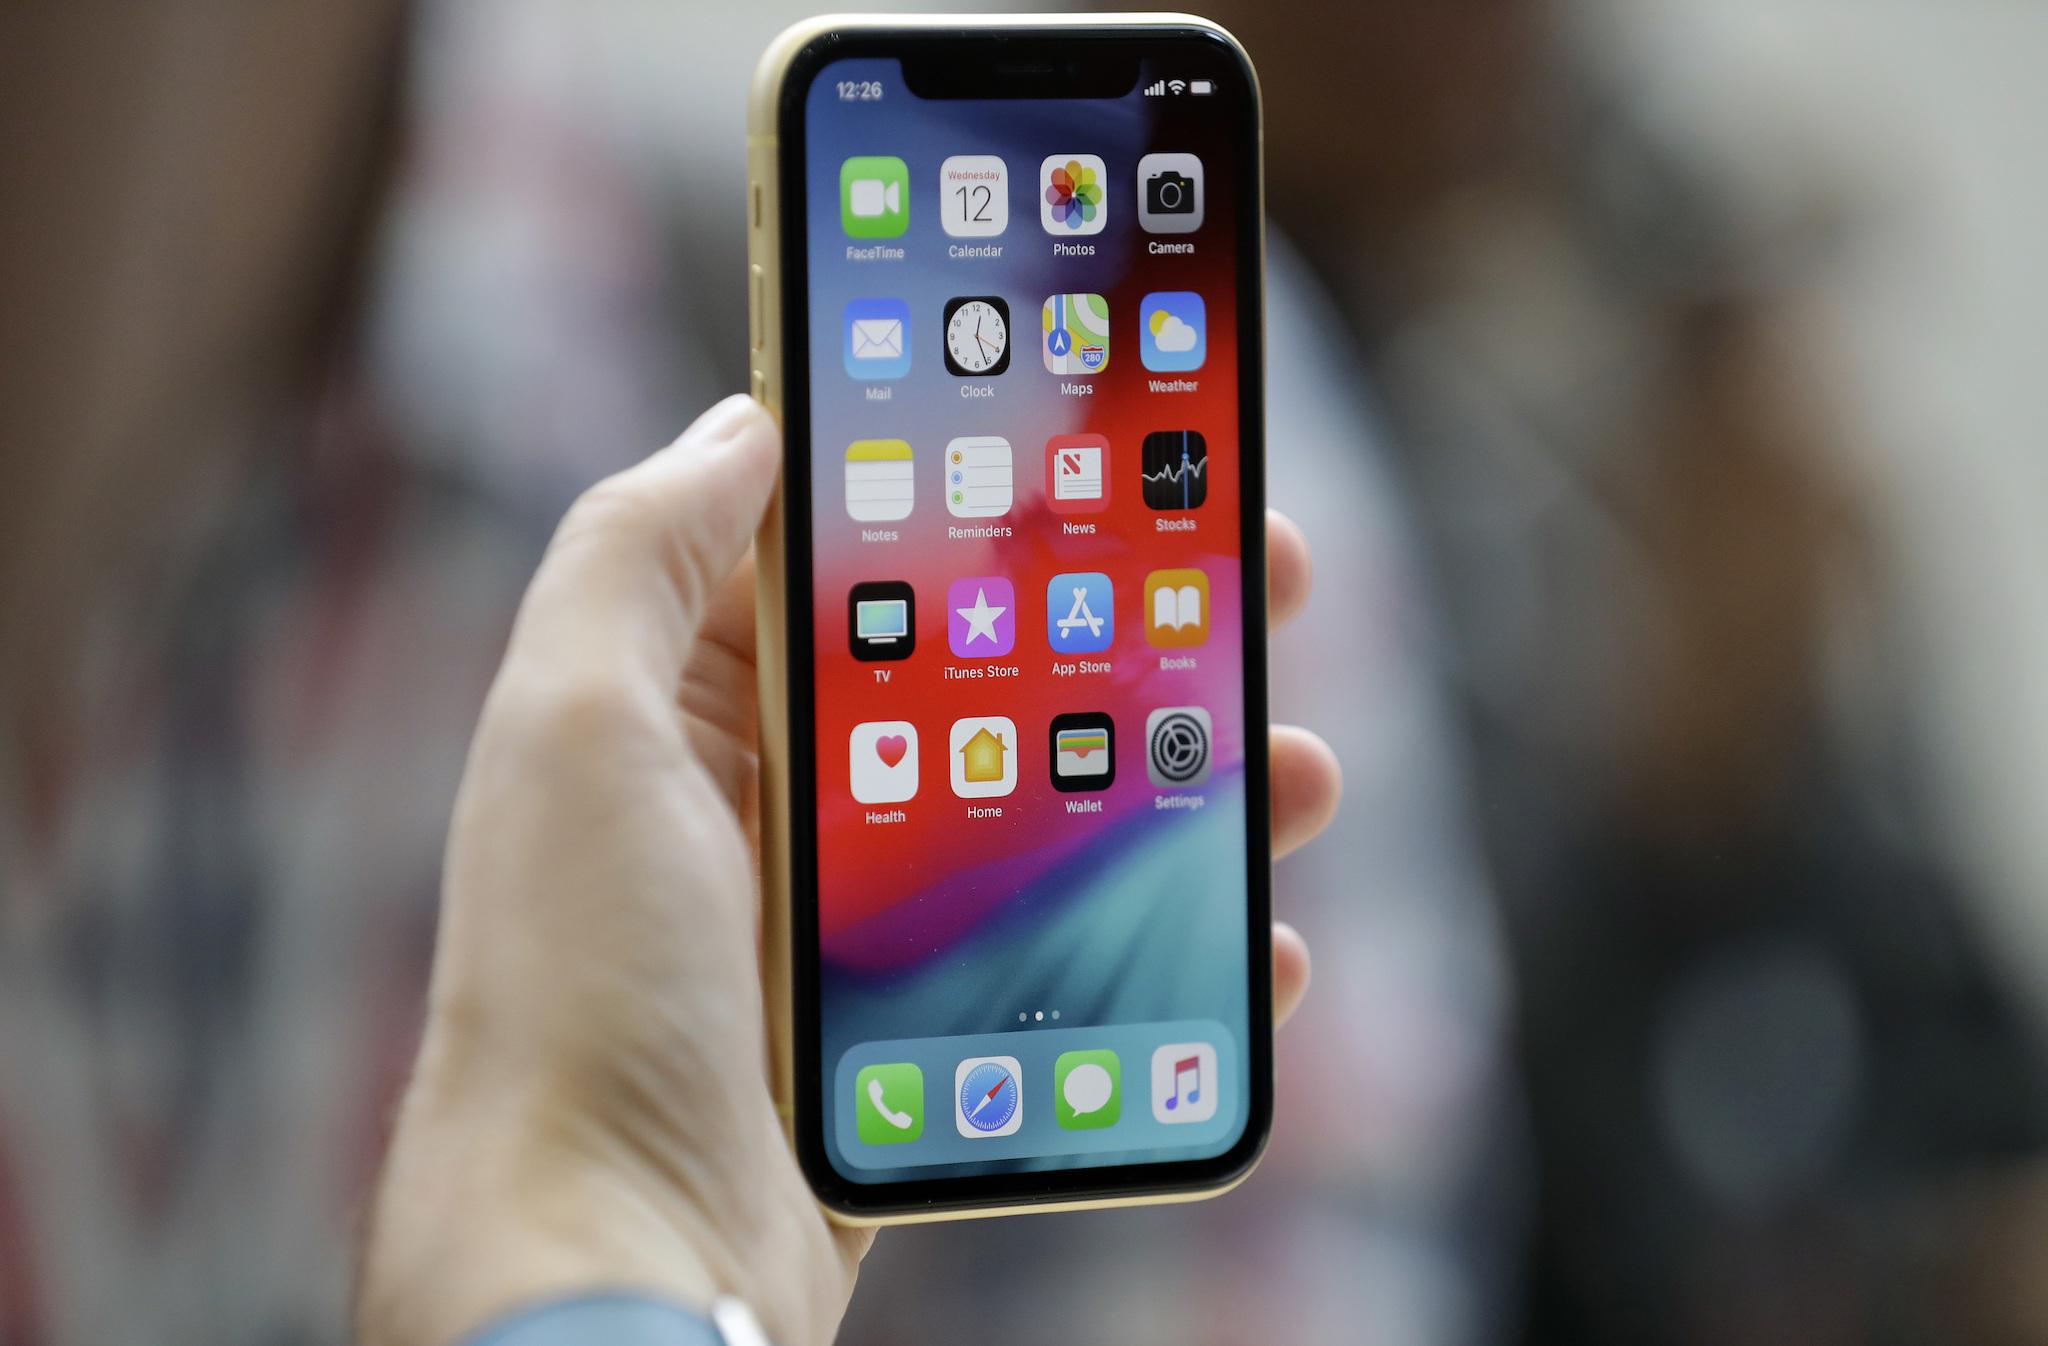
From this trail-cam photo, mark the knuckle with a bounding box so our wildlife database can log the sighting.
[483,670,666,762]
[562,475,666,552]
[559,473,718,617]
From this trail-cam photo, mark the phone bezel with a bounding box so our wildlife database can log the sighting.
[774,21,1272,1219]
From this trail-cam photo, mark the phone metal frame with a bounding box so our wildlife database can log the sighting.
[747,13,1270,1225]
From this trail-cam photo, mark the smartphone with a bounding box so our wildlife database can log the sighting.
[747,14,1269,1223]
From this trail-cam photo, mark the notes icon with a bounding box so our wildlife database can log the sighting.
[1151,1041,1219,1124]
[845,440,913,522]
[945,436,1013,517]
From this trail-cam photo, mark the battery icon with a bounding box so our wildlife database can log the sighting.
[1189,78,1215,95]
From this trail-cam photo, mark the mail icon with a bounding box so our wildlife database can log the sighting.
[852,319,903,358]
[843,298,912,380]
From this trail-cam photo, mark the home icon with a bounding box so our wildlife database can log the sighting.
[959,726,1008,783]
[948,717,1019,799]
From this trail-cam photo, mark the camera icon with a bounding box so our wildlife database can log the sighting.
[1136,153,1204,234]
[1146,170,1196,215]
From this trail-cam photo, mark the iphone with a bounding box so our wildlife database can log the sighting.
[747,14,1269,1222]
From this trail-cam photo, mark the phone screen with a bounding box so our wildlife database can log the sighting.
[775,28,1268,1210]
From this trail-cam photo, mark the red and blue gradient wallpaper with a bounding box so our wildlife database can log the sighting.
[801,58,1253,1182]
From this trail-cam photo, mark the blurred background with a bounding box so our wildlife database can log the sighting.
[4,1,2047,1343]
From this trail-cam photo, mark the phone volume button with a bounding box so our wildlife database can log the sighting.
[749,264,766,353]
[750,368,767,406]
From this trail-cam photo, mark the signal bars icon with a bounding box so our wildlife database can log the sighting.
[1143,78,1190,97]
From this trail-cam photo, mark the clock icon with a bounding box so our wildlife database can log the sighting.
[954,1055,1023,1137]
[943,296,1010,377]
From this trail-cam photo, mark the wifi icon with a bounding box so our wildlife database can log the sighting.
[1167,79,1188,95]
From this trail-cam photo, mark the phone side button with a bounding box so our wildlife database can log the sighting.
[751,367,768,406]
[749,264,766,352]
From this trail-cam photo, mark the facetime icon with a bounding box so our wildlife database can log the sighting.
[840,156,909,238]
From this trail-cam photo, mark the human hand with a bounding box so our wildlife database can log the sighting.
[357,395,1341,1346]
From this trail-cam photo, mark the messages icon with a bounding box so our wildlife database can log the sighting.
[1054,1049,1121,1130]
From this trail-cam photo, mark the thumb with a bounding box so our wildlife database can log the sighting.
[506,395,780,706]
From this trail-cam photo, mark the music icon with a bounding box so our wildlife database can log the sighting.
[1150,1041,1219,1124]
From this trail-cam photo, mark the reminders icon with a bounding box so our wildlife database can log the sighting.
[845,440,913,522]
[945,436,1013,517]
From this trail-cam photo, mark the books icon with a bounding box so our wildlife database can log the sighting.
[1143,568,1210,648]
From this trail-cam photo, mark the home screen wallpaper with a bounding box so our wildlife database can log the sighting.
[801,56,1254,1184]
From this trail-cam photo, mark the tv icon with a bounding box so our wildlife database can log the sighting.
[849,581,915,661]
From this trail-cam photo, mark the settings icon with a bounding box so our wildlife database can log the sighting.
[1145,706,1213,788]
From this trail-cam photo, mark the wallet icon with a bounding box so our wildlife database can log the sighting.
[844,298,911,380]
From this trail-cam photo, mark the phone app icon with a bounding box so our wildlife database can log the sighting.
[955,1055,1023,1137]
[1048,712,1115,792]
[949,716,1018,799]
[1046,572,1113,653]
[1046,434,1109,513]
[855,1062,924,1144]
[843,298,910,380]
[1142,430,1208,511]
[1139,291,1207,373]
[1055,1049,1122,1129]
[849,720,919,804]
[848,581,914,661]
[1039,154,1107,234]
[1145,706,1212,789]
[1137,153,1205,234]
[943,296,1010,376]
[940,155,1008,237]
[1144,567,1210,647]
[945,436,1013,517]
[1041,293,1110,375]
[841,155,909,238]
[947,576,1015,658]
[844,440,913,522]
[1150,1041,1219,1124]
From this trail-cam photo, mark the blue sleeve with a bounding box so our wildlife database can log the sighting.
[461,1293,734,1346]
